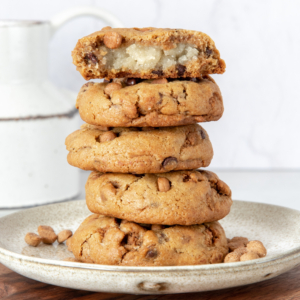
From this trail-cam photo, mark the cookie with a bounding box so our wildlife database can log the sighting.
[67,214,228,266]
[72,27,226,80]
[65,124,213,174]
[86,170,232,225]
[76,76,223,127]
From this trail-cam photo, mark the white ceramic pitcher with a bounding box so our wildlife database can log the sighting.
[0,7,123,208]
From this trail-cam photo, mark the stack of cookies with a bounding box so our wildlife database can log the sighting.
[65,27,233,266]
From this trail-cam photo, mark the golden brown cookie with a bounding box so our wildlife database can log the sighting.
[86,170,232,225]
[68,214,228,266]
[76,76,223,127]
[65,124,213,174]
[72,27,226,80]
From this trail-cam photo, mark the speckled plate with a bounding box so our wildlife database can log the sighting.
[0,200,300,295]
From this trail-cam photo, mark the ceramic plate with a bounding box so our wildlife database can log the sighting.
[0,200,300,295]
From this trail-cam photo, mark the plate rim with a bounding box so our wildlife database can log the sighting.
[0,199,300,273]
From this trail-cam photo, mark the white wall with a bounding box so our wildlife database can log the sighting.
[1,0,300,169]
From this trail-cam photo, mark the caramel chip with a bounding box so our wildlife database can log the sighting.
[100,131,117,142]
[38,225,57,244]
[103,32,122,49]
[104,82,122,97]
[157,177,170,192]
[58,230,73,244]
[25,233,42,247]
[151,78,168,84]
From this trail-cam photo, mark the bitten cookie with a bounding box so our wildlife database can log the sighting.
[76,76,223,127]
[67,214,228,266]
[86,170,232,225]
[65,124,213,174]
[72,27,226,80]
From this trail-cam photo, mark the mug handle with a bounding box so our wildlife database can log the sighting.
[49,6,124,37]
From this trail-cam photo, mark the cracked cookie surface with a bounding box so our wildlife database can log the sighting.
[72,27,226,80]
[86,170,232,225]
[76,77,223,127]
[65,124,213,174]
[67,214,228,266]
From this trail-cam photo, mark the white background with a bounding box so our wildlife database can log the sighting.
[1,0,300,170]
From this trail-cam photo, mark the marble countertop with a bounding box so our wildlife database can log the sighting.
[0,170,299,218]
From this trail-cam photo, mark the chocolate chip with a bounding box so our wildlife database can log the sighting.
[162,157,178,171]
[205,48,213,56]
[158,232,169,244]
[183,174,191,182]
[103,79,112,83]
[150,202,159,208]
[182,236,191,244]
[190,78,199,83]
[146,249,158,259]
[85,53,98,64]
[152,70,164,76]
[157,93,163,105]
[104,82,122,96]
[200,129,206,139]
[177,64,186,76]
[125,78,137,86]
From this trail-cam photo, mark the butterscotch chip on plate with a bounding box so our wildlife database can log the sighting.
[224,238,267,263]
[240,252,260,261]
[38,225,57,244]
[227,236,249,251]
[24,233,42,247]
[67,214,228,266]
[76,76,223,127]
[85,170,232,225]
[65,124,213,174]
[72,27,225,80]
[57,230,73,244]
